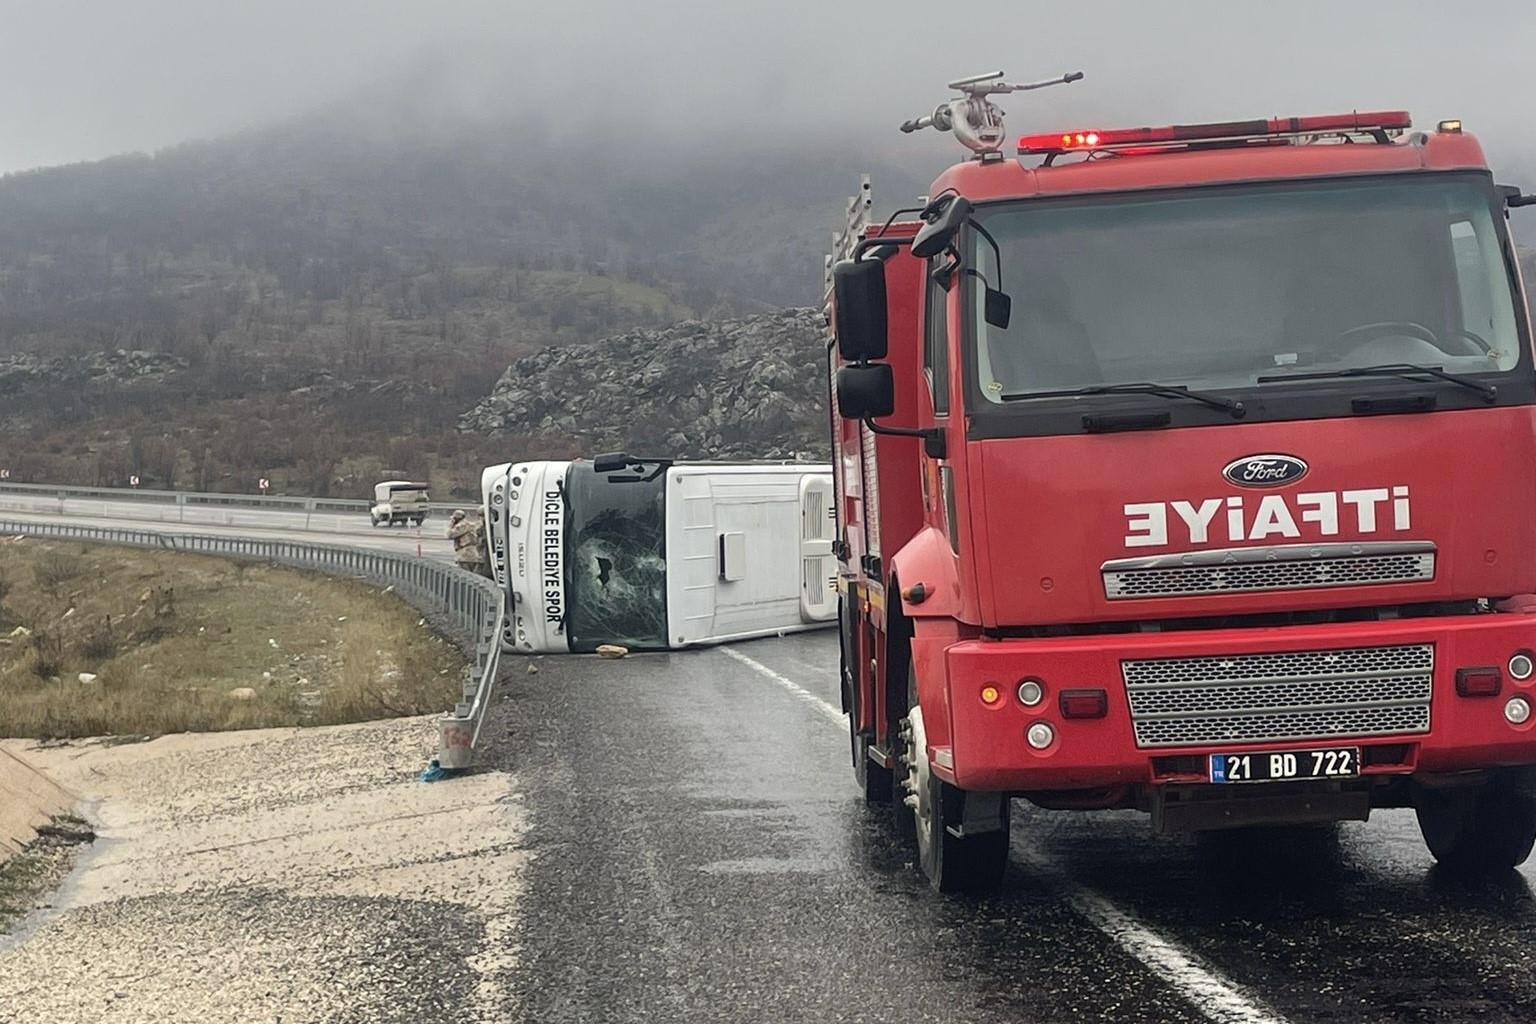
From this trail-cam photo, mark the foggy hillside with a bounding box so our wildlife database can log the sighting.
[0,89,931,497]
[4,0,1536,497]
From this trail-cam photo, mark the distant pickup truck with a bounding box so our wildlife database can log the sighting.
[370,480,431,527]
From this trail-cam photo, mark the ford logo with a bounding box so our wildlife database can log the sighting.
[1222,454,1309,488]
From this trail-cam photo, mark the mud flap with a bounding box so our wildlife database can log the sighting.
[944,789,1007,838]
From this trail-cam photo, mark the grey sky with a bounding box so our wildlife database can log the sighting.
[3,0,1535,175]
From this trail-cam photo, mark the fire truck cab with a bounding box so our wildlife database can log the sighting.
[829,75,1536,892]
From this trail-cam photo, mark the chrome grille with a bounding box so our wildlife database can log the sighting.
[1122,642,1433,748]
[1102,542,1435,599]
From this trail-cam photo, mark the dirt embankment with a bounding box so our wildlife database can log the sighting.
[0,748,72,858]
[0,538,467,738]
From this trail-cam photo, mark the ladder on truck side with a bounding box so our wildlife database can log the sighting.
[825,175,882,582]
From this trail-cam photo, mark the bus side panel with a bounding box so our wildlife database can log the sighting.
[664,470,825,646]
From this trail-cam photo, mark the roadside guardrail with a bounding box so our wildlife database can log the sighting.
[0,519,504,770]
[0,480,468,515]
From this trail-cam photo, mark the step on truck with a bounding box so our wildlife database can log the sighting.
[481,455,838,652]
[828,71,1536,892]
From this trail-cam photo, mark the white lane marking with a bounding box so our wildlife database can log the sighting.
[1013,851,1283,1024]
[720,644,1288,1024]
[717,647,846,727]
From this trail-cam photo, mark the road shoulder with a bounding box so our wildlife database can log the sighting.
[0,716,524,1023]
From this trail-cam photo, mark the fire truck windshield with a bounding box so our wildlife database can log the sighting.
[562,463,669,652]
[969,174,1523,404]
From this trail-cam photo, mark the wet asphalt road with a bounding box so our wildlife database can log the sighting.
[481,632,1536,1024]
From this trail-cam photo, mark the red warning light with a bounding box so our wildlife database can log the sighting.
[1019,111,1412,155]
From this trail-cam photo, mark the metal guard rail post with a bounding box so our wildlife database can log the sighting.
[0,518,505,770]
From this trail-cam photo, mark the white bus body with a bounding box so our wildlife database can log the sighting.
[482,460,836,653]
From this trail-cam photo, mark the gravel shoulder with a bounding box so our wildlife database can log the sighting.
[0,715,524,1023]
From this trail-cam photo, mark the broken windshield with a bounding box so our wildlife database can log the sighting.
[562,462,669,652]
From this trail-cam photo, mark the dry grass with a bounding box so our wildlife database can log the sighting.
[0,539,467,739]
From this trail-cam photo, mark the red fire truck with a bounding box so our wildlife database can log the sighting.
[828,72,1536,892]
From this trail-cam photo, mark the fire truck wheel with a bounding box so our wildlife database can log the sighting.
[1413,768,1536,872]
[903,701,1010,894]
[894,673,920,845]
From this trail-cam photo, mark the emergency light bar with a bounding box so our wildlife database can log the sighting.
[1018,110,1413,156]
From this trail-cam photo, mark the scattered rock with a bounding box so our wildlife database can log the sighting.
[77,673,97,685]
[526,663,539,675]
[596,644,630,659]
[0,349,187,393]
[458,309,831,461]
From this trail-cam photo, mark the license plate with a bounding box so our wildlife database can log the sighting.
[1209,747,1360,784]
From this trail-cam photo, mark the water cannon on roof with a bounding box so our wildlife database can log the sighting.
[900,71,1084,158]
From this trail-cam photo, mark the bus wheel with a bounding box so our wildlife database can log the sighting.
[902,696,1009,894]
[1414,768,1536,873]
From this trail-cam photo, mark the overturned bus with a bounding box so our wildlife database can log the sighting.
[481,455,837,653]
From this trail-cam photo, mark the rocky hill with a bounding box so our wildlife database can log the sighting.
[459,309,830,461]
[0,350,186,392]
[0,84,932,496]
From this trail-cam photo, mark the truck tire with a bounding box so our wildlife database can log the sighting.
[903,674,1010,894]
[892,668,918,845]
[1413,768,1536,872]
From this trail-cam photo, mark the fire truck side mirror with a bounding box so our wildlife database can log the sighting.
[1499,184,1536,208]
[836,364,896,420]
[833,259,888,361]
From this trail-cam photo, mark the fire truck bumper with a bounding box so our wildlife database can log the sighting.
[940,613,1536,793]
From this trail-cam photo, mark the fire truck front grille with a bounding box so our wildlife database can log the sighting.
[1121,642,1433,748]
[1102,542,1435,599]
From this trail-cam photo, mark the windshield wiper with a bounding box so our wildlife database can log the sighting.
[1001,381,1246,418]
[1256,363,1497,402]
